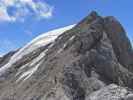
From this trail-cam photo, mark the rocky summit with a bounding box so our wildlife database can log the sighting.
[0,11,133,100]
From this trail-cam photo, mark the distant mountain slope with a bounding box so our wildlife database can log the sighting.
[0,11,132,100]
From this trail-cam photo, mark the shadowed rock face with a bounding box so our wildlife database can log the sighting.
[104,16,133,70]
[0,11,133,100]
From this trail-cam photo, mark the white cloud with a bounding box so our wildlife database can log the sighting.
[0,0,53,22]
[0,7,10,21]
[31,1,53,19]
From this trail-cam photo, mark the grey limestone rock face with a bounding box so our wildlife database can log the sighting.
[0,11,132,100]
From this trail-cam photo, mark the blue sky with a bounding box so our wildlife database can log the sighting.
[0,0,133,56]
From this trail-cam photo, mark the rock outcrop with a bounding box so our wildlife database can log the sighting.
[88,84,133,100]
[0,11,132,100]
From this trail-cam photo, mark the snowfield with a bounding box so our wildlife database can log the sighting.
[0,24,75,75]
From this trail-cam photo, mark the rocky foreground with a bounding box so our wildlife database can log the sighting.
[0,11,133,100]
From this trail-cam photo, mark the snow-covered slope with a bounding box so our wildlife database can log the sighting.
[0,24,75,75]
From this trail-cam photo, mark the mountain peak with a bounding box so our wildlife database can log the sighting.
[89,11,99,18]
[77,11,101,27]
